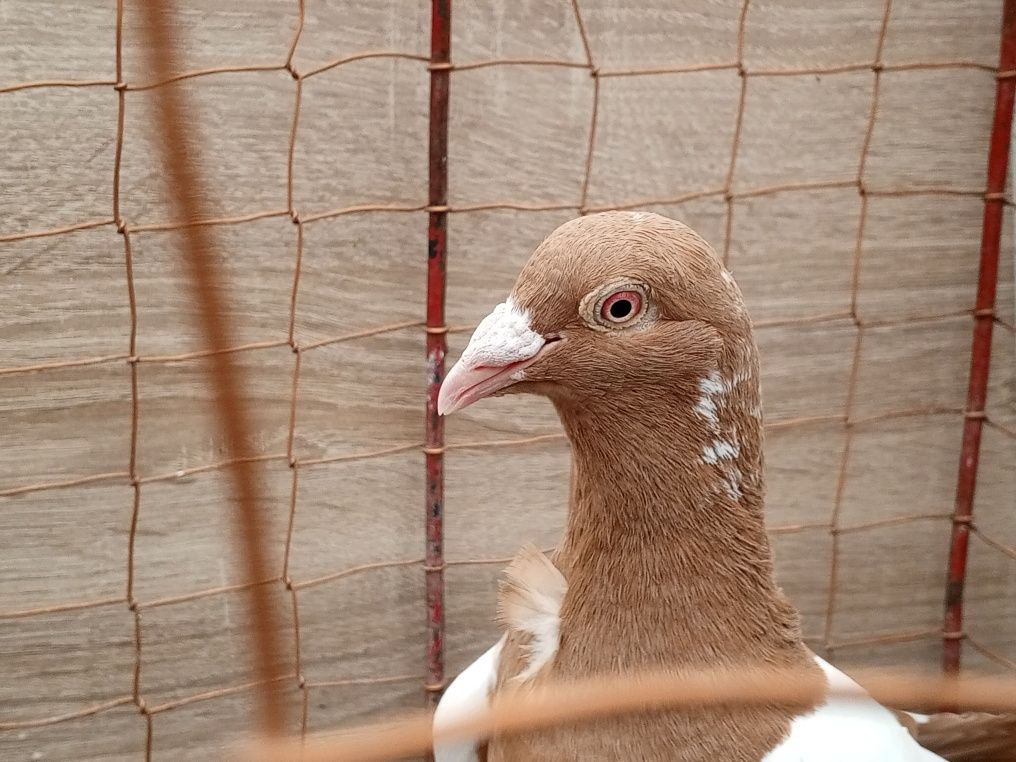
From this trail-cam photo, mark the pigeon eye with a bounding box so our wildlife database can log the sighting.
[600,290,642,324]
[580,281,650,331]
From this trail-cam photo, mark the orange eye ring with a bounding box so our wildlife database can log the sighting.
[600,290,642,324]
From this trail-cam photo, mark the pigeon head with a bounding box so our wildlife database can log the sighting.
[438,211,752,416]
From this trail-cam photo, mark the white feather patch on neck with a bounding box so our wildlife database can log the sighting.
[497,545,567,683]
[696,370,752,501]
[695,371,725,431]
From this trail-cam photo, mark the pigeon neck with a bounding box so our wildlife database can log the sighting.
[551,363,808,670]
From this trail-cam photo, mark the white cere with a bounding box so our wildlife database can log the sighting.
[460,297,544,368]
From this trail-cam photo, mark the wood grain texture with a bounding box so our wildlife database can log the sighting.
[1,0,1014,759]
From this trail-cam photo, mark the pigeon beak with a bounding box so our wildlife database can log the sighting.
[438,300,558,416]
[438,343,555,416]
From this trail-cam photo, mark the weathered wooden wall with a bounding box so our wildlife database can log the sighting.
[1,1,1014,759]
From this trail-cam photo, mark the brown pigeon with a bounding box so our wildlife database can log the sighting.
[432,211,993,761]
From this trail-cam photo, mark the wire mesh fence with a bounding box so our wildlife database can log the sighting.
[1,0,1015,759]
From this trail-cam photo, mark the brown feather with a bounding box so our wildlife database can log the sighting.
[497,544,567,631]
[496,544,568,683]
[484,212,824,761]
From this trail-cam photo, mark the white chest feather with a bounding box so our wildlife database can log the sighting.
[762,656,944,762]
[434,646,945,762]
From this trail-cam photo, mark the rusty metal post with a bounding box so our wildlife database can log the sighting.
[943,0,1016,675]
[425,0,452,712]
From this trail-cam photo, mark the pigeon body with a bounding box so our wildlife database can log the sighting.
[433,212,951,761]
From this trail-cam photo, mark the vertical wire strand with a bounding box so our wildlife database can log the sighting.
[722,0,752,267]
[114,0,152,753]
[822,0,893,659]
[572,0,599,215]
[282,0,309,738]
[134,0,289,736]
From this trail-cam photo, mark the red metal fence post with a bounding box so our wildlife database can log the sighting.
[943,0,1016,675]
[425,0,452,712]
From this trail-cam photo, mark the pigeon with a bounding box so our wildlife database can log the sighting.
[432,211,961,761]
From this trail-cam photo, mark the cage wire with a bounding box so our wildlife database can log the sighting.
[1,0,1016,760]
